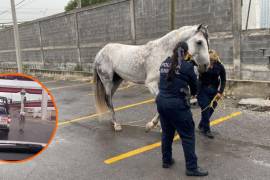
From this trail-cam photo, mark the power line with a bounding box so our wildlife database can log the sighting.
[0,10,9,16]
[0,21,26,25]
[16,0,28,7]
[0,9,60,15]
[0,0,29,16]
[16,0,37,9]
[0,0,59,24]
[1,7,62,10]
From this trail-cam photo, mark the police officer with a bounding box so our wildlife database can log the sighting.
[198,49,226,139]
[156,41,208,176]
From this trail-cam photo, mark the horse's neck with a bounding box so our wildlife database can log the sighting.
[154,27,195,52]
[143,27,196,72]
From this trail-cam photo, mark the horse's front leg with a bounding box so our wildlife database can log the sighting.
[145,113,160,132]
[145,80,160,132]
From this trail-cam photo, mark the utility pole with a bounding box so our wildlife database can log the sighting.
[77,0,82,8]
[10,0,23,73]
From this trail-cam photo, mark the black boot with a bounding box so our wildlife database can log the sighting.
[204,130,214,139]
[198,125,204,133]
[162,158,175,168]
[200,129,214,139]
[186,167,208,176]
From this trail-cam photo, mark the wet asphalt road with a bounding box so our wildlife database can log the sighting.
[0,107,55,143]
[0,79,269,180]
[0,107,56,161]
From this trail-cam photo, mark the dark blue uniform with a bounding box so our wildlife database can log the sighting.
[156,57,198,171]
[198,61,226,132]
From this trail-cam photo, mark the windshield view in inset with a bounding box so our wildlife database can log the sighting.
[0,74,57,162]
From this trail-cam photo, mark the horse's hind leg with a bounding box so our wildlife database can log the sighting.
[105,74,123,131]
[107,93,122,131]
[111,73,123,96]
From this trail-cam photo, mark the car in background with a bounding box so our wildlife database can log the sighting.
[0,96,9,114]
[0,106,11,133]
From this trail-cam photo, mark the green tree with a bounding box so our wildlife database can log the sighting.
[65,0,111,11]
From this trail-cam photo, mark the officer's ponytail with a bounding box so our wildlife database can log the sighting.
[167,42,189,81]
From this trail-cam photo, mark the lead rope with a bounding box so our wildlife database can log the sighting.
[201,94,224,113]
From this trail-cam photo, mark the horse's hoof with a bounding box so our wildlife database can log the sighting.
[145,122,154,133]
[114,124,122,132]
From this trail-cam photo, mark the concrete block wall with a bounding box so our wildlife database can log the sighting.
[210,37,234,65]
[20,23,43,67]
[19,23,41,49]
[174,0,233,33]
[79,47,101,71]
[0,29,15,50]
[40,15,77,47]
[0,51,16,65]
[241,30,270,65]
[240,29,270,81]
[40,14,78,70]
[77,0,132,71]
[134,0,171,41]
[77,1,131,43]
[43,48,78,70]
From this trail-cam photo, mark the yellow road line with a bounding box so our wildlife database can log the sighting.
[105,142,162,164]
[58,98,155,126]
[114,99,154,111]
[59,113,100,126]
[125,119,146,124]
[114,85,133,92]
[104,111,242,165]
[210,111,241,126]
[103,134,181,165]
[43,80,92,84]
[42,80,58,84]
[50,82,91,90]
[89,84,135,96]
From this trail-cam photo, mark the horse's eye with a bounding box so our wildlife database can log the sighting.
[197,40,202,45]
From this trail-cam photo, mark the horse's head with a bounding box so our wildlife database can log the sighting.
[186,24,210,73]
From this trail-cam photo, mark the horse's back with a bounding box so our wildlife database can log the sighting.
[94,43,147,83]
[95,43,140,61]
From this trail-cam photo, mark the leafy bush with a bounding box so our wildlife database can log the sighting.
[65,0,111,11]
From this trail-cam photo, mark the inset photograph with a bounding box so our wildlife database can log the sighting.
[0,74,57,162]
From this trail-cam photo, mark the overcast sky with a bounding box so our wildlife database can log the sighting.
[0,0,70,24]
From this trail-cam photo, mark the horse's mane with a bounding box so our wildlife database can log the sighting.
[145,26,195,47]
[144,25,209,52]
[147,26,193,44]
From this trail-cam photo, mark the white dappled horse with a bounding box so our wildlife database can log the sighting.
[93,24,210,131]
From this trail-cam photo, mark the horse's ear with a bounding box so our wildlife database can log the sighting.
[197,24,203,31]
[204,25,208,29]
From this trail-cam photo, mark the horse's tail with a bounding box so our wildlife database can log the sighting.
[93,64,109,115]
